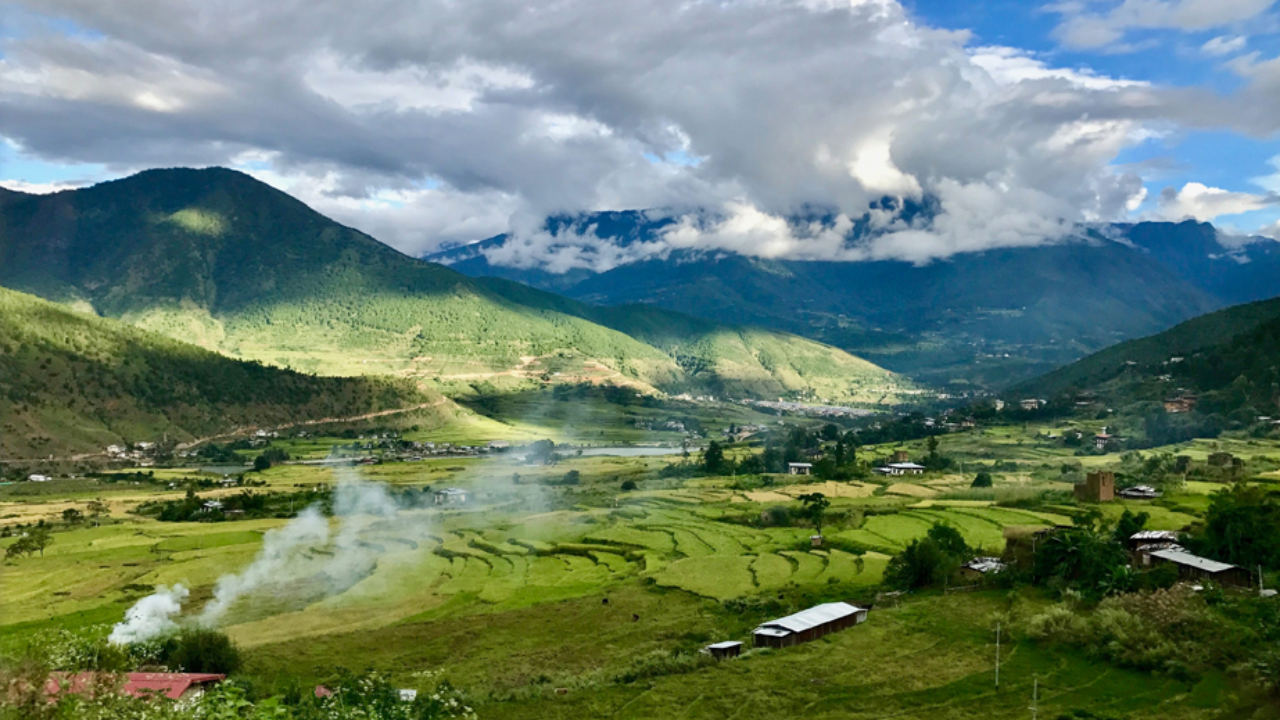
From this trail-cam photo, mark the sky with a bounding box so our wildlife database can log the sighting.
[2,0,1280,270]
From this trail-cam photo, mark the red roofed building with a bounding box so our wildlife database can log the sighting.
[46,672,225,701]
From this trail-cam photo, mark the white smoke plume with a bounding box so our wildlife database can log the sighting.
[197,506,333,626]
[109,584,190,645]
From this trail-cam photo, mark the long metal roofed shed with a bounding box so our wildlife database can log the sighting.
[753,602,868,648]
[1148,548,1252,588]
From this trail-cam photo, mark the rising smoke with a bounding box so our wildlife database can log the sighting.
[108,584,190,645]
[110,470,443,645]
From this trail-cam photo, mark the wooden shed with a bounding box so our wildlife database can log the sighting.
[705,641,743,659]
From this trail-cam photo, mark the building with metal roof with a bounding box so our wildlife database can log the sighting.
[704,640,744,659]
[1147,548,1252,588]
[752,602,867,648]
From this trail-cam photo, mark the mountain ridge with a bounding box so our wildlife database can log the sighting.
[0,168,913,406]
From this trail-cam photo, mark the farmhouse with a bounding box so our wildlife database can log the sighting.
[434,487,471,505]
[704,640,743,659]
[1094,433,1120,451]
[1163,396,1198,414]
[1020,399,1044,411]
[1074,471,1115,503]
[787,463,813,476]
[1145,548,1252,588]
[873,462,926,476]
[752,602,868,648]
[47,672,225,701]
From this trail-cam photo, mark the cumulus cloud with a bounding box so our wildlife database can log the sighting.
[1050,0,1276,51]
[0,0,1277,266]
[1153,182,1280,221]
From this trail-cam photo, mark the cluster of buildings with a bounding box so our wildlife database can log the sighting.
[105,442,160,466]
[1127,530,1253,588]
[739,399,875,419]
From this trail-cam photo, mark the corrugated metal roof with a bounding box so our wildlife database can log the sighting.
[964,557,1006,574]
[756,602,862,634]
[707,641,743,649]
[1149,549,1236,574]
[1131,530,1178,541]
[888,463,926,470]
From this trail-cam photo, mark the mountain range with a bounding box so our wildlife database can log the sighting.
[429,212,1280,388]
[0,169,913,406]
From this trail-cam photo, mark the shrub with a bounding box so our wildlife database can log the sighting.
[620,480,637,491]
[971,472,993,488]
[160,628,241,674]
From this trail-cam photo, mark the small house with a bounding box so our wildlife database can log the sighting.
[1020,399,1044,411]
[1094,433,1120,451]
[874,462,926,476]
[787,463,813,476]
[1146,548,1252,588]
[218,477,239,488]
[1074,471,1115,503]
[201,501,224,513]
[434,487,470,505]
[1163,396,1197,414]
[752,602,868,649]
[1118,485,1160,500]
[704,641,743,660]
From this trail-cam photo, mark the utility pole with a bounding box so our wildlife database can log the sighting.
[995,622,1001,688]
[1031,677,1038,720]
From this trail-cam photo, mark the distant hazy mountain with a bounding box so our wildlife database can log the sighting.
[0,169,912,405]
[428,213,1278,388]
[0,285,444,458]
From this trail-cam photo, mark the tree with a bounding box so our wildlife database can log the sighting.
[5,536,36,560]
[703,441,726,475]
[562,470,581,485]
[1112,508,1150,545]
[821,423,841,441]
[797,493,831,535]
[61,508,84,524]
[28,526,52,556]
[85,500,109,526]
[161,628,242,674]
[1192,484,1280,568]
[884,523,971,590]
[621,479,638,491]
[252,454,271,472]
[971,472,993,488]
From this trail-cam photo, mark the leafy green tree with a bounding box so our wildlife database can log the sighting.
[884,523,972,590]
[1111,508,1150,544]
[61,508,84,524]
[797,493,831,535]
[971,472,993,488]
[1192,484,1280,568]
[621,479,637,491]
[703,441,727,475]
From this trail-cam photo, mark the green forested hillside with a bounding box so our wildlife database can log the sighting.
[1013,297,1280,436]
[476,277,911,402]
[0,286,447,458]
[0,168,912,404]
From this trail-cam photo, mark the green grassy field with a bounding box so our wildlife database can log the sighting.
[5,424,1278,718]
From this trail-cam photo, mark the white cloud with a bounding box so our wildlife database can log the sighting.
[1051,0,1276,50]
[1202,35,1248,56]
[1153,182,1279,221]
[0,0,1272,264]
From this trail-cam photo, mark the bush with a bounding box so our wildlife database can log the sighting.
[971,472,993,488]
[160,628,241,674]
[620,480,638,491]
